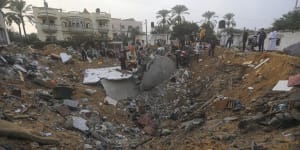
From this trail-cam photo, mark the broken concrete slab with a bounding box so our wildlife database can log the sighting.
[13,64,27,73]
[52,85,73,99]
[104,96,118,106]
[288,74,300,87]
[141,56,176,90]
[284,42,300,57]
[181,118,204,131]
[0,120,58,145]
[101,79,138,101]
[63,99,79,110]
[223,116,239,122]
[55,105,71,117]
[272,80,293,91]
[83,66,132,84]
[85,89,97,95]
[32,78,54,88]
[67,116,89,132]
[60,53,72,63]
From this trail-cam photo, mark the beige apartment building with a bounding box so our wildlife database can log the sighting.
[32,7,143,42]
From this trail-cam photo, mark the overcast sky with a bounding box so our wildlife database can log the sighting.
[19,0,297,33]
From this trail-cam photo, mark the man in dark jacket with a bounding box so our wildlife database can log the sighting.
[208,39,216,57]
[242,29,249,51]
[119,49,127,70]
[258,28,266,52]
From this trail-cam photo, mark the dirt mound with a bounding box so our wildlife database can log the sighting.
[41,44,67,55]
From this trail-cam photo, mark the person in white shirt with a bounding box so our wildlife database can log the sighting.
[268,30,278,51]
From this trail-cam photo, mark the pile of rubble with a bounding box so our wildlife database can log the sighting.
[0,44,299,150]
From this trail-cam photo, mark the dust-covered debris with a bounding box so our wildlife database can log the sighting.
[0,44,299,150]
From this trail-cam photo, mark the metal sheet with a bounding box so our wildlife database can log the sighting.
[272,80,293,91]
[83,66,132,84]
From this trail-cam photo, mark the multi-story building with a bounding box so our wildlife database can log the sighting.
[32,6,142,42]
[0,13,10,45]
[111,18,143,40]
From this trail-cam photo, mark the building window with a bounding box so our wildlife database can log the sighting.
[49,20,55,24]
[112,25,114,29]
[63,22,68,27]
[121,25,125,29]
[128,25,132,30]
[46,36,56,42]
[86,23,90,28]
[98,21,106,27]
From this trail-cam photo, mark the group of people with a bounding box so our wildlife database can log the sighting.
[221,28,279,52]
[242,28,267,52]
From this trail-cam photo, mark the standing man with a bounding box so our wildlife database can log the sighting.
[208,39,216,57]
[220,32,227,47]
[226,34,233,48]
[81,44,87,61]
[242,28,249,51]
[268,30,278,51]
[119,49,127,70]
[258,28,267,52]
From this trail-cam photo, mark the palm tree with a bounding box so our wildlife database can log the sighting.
[156,9,170,26]
[156,9,170,33]
[171,5,189,24]
[202,11,217,28]
[223,13,236,28]
[202,11,216,22]
[0,0,10,15]
[6,12,22,38]
[9,0,34,38]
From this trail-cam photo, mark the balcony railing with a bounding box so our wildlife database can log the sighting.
[62,27,93,33]
[95,13,110,21]
[98,26,109,32]
[37,12,58,19]
[42,24,57,33]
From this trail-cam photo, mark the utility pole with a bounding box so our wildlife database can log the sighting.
[296,0,299,9]
[145,19,148,45]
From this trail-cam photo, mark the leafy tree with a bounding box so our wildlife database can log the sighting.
[128,26,140,42]
[9,0,34,38]
[201,22,217,42]
[223,13,236,28]
[171,5,189,25]
[273,10,300,31]
[171,22,199,42]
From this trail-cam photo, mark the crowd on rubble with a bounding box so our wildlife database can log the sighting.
[68,26,282,74]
